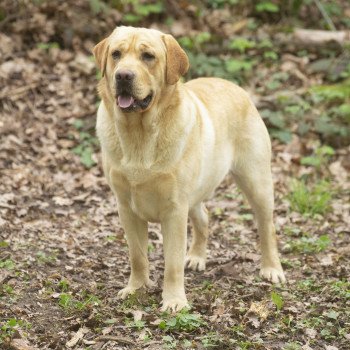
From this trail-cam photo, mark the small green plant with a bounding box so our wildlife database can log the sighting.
[58,279,69,292]
[88,0,109,14]
[283,343,301,350]
[105,235,117,242]
[122,0,164,24]
[256,1,280,13]
[229,38,256,53]
[179,32,211,51]
[271,291,284,310]
[301,145,335,169]
[298,312,344,342]
[231,324,246,338]
[59,293,73,308]
[309,80,350,142]
[37,42,60,50]
[297,278,321,292]
[125,318,146,330]
[285,234,331,254]
[205,0,239,8]
[0,319,31,344]
[330,280,350,300]
[162,335,178,349]
[0,241,9,248]
[119,292,140,309]
[0,259,15,270]
[201,332,221,348]
[0,284,14,296]
[58,292,101,311]
[159,309,205,332]
[225,58,255,75]
[288,180,332,216]
[72,119,99,168]
[265,72,289,91]
[36,251,57,265]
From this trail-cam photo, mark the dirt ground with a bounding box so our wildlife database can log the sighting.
[0,1,349,350]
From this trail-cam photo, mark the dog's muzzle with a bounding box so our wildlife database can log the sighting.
[115,70,153,112]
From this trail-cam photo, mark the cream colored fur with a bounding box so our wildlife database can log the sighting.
[93,26,286,312]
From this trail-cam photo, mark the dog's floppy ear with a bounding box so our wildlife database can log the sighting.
[93,37,110,77]
[162,34,189,85]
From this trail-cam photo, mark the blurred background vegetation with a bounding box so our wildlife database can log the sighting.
[1,0,349,148]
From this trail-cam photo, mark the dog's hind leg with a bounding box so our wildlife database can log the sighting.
[231,158,286,284]
[186,203,209,271]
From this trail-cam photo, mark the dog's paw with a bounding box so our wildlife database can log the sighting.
[117,286,137,299]
[161,297,189,313]
[260,266,286,284]
[117,279,154,300]
[185,255,206,271]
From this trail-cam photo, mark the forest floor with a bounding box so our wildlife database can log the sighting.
[0,1,349,350]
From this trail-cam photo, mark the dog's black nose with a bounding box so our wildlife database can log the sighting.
[116,70,135,81]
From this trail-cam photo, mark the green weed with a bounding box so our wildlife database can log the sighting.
[271,291,284,310]
[229,38,256,53]
[284,234,331,254]
[125,318,146,330]
[301,145,335,169]
[297,278,321,292]
[201,332,221,348]
[205,0,239,8]
[162,335,178,349]
[0,319,31,344]
[122,0,164,24]
[288,180,332,216]
[58,279,69,292]
[256,1,279,13]
[36,251,57,265]
[37,42,60,50]
[72,119,99,168]
[0,284,14,296]
[298,311,344,342]
[330,280,350,300]
[58,292,101,311]
[158,309,205,332]
[0,259,15,270]
[0,241,9,248]
[119,292,141,309]
[283,343,301,350]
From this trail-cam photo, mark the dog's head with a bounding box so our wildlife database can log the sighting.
[93,26,189,113]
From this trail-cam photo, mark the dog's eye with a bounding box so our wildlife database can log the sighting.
[112,50,121,60]
[142,52,155,61]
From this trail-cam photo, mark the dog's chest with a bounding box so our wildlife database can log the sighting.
[111,168,177,222]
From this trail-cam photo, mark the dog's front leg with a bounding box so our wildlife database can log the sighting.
[117,204,153,299]
[161,207,189,312]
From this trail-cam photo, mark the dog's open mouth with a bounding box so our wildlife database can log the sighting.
[117,92,153,112]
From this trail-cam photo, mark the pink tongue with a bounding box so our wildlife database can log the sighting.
[118,95,134,108]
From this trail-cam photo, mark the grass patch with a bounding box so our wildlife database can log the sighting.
[330,280,350,300]
[72,119,99,168]
[0,259,15,270]
[158,309,205,332]
[301,145,335,170]
[284,234,331,254]
[58,292,101,311]
[0,319,31,344]
[36,251,57,265]
[288,180,332,216]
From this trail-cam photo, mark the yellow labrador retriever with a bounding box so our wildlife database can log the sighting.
[93,26,285,312]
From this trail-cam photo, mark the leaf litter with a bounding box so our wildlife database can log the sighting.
[0,1,349,349]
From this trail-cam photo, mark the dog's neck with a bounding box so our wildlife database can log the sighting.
[101,81,194,171]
